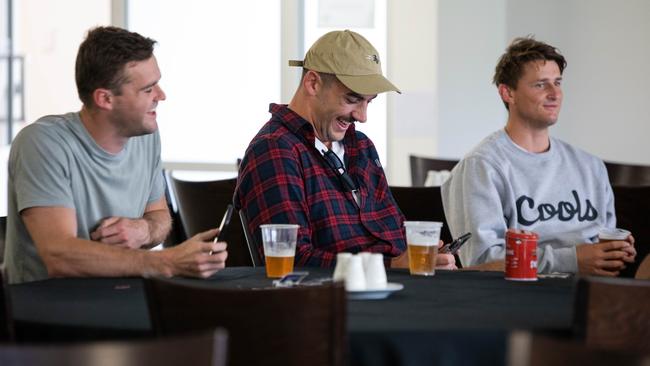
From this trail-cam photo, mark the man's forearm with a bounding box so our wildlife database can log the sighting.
[141,209,172,248]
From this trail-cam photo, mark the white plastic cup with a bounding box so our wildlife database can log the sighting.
[333,253,352,282]
[345,255,367,291]
[359,252,373,272]
[365,253,387,290]
[404,221,442,276]
[260,224,299,278]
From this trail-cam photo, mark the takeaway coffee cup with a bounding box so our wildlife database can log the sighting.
[598,228,631,242]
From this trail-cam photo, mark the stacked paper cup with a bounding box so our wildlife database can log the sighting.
[333,252,387,291]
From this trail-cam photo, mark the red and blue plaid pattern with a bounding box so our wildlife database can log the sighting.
[235,104,406,268]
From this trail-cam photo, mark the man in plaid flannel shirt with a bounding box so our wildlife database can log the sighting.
[235,30,456,269]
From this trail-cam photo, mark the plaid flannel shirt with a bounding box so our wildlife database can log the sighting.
[235,103,406,268]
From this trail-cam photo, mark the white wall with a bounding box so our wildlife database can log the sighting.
[386,0,438,186]
[0,0,110,216]
[386,0,650,187]
[437,0,507,158]
[16,0,110,126]
[507,0,650,165]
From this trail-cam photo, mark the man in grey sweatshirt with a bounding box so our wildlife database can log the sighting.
[441,37,636,275]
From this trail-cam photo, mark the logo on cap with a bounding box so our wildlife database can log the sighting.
[365,54,380,64]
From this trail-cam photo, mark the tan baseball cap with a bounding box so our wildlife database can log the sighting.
[289,30,401,95]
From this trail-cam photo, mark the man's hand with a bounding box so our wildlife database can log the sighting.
[621,234,637,259]
[160,229,228,278]
[576,240,635,277]
[436,252,457,270]
[391,251,409,268]
[90,217,150,249]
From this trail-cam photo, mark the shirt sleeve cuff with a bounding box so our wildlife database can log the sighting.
[538,245,578,274]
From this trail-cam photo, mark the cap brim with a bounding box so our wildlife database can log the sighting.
[336,74,401,95]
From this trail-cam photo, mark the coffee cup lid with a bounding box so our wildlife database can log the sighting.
[598,228,630,240]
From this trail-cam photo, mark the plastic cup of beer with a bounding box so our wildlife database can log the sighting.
[404,221,442,276]
[260,224,299,278]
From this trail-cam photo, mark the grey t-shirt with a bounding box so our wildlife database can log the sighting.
[441,129,615,273]
[4,112,164,283]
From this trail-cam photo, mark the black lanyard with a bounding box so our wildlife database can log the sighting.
[321,149,359,194]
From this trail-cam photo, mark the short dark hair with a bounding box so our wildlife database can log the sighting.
[300,69,338,87]
[493,37,567,109]
[75,26,156,107]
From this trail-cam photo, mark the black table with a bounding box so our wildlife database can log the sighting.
[10,268,576,365]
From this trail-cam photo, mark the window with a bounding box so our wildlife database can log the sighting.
[128,1,281,166]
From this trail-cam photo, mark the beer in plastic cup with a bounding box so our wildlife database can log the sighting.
[404,221,442,276]
[260,224,299,278]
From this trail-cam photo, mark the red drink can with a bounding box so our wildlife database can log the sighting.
[505,229,538,281]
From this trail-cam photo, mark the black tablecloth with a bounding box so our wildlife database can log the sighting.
[10,268,576,365]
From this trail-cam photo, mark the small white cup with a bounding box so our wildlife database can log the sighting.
[345,255,367,291]
[365,253,387,290]
[359,252,373,272]
[333,253,352,282]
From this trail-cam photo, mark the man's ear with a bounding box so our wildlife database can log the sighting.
[302,70,322,96]
[92,88,114,110]
[498,84,514,106]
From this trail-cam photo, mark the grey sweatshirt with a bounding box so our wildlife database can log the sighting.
[441,129,615,273]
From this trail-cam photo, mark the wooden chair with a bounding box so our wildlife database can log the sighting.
[162,170,186,248]
[573,276,650,353]
[0,269,14,342]
[0,216,5,265]
[389,186,452,244]
[604,160,650,186]
[635,254,650,279]
[611,185,650,278]
[145,277,346,366]
[409,155,459,187]
[0,329,227,366]
[170,175,252,267]
[508,331,650,366]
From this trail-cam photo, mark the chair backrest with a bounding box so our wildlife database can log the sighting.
[0,216,5,265]
[238,210,263,267]
[389,186,453,244]
[409,155,459,187]
[574,276,650,353]
[162,171,186,248]
[170,176,252,267]
[0,329,227,366]
[145,277,346,366]
[611,185,650,278]
[0,269,14,343]
[508,331,650,366]
[635,254,650,280]
[604,161,650,187]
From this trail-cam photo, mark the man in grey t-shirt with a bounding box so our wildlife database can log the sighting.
[4,26,228,283]
[442,37,636,276]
